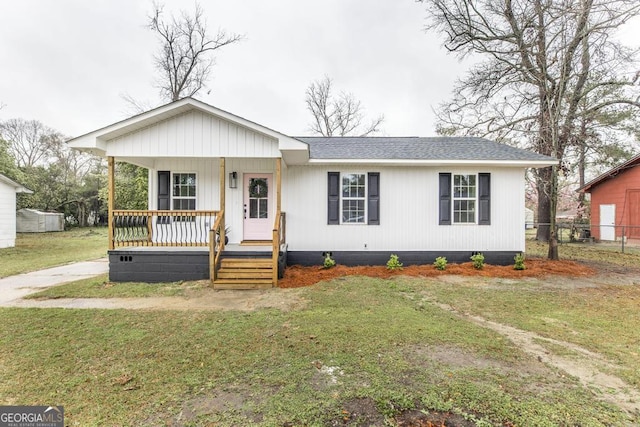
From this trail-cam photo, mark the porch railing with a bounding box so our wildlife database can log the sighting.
[111,210,219,248]
[272,211,286,284]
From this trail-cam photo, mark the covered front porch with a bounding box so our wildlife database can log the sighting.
[106,156,287,289]
[66,98,309,287]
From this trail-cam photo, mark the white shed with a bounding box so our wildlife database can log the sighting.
[0,174,32,248]
[16,209,65,233]
[525,207,535,229]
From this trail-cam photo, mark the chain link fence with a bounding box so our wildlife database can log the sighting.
[528,222,640,253]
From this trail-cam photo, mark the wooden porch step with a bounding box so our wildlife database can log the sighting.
[213,257,274,289]
[217,270,272,279]
[221,258,272,268]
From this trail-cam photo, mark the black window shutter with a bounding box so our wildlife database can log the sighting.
[368,172,380,225]
[439,173,451,225]
[327,172,340,225]
[478,173,491,225]
[158,171,170,210]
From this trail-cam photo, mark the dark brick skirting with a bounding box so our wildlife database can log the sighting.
[109,249,518,282]
[109,250,210,283]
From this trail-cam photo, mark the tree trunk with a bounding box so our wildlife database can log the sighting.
[547,165,559,260]
[535,167,552,241]
[576,119,587,220]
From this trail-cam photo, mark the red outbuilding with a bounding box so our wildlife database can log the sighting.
[579,154,640,241]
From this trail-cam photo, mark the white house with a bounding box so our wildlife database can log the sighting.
[0,174,32,249]
[67,98,556,288]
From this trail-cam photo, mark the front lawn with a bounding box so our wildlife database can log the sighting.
[0,228,107,277]
[1,276,634,426]
[24,274,208,299]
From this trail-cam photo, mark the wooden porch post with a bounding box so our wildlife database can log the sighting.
[272,157,282,286]
[219,157,225,245]
[276,157,281,213]
[107,156,115,250]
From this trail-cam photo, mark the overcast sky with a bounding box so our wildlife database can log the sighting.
[1,1,639,139]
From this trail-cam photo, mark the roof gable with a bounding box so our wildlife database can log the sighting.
[67,98,309,163]
[579,154,640,193]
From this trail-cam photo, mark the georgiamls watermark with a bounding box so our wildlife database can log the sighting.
[0,406,63,427]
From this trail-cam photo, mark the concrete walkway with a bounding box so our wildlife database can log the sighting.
[0,259,109,306]
[0,259,304,312]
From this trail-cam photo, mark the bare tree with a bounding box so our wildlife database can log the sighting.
[421,0,640,259]
[0,118,63,167]
[149,1,243,102]
[306,75,384,136]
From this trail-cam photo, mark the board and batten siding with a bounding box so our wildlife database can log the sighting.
[148,158,277,244]
[149,158,219,212]
[107,110,281,158]
[0,181,17,248]
[282,165,526,253]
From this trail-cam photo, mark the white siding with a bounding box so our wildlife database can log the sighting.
[0,181,17,248]
[282,165,526,253]
[149,158,219,212]
[148,158,277,244]
[107,111,281,158]
[144,160,527,252]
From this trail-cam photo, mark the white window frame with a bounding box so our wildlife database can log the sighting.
[341,172,367,224]
[452,173,477,224]
[172,172,197,211]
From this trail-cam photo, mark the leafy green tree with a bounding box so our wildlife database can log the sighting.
[0,138,23,182]
[99,162,149,210]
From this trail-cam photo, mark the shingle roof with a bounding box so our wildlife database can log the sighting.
[296,136,556,163]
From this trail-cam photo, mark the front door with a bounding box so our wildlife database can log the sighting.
[243,174,272,241]
[600,204,616,241]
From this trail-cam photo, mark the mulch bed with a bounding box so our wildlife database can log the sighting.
[278,259,595,289]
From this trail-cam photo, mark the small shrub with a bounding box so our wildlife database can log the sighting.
[386,254,403,271]
[433,256,447,271]
[470,252,485,270]
[514,252,526,270]
[323,253,336,269]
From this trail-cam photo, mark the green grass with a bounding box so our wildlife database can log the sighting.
[0,277,632,426]
[24,274,208,299]
[526,231,640,266]
[0,228,108,277]
[422,277,640,388]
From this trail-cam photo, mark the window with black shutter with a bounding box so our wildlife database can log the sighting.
[439,172,491,225]
[327,172,380,225]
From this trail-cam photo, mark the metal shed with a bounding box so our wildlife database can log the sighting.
[16,209,64,232]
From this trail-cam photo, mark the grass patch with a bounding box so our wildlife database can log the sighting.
[0,277,631,426]
[24,274,207,299]
[0,228,108,277]
[424,277,640,388]
[526,235,640,267]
